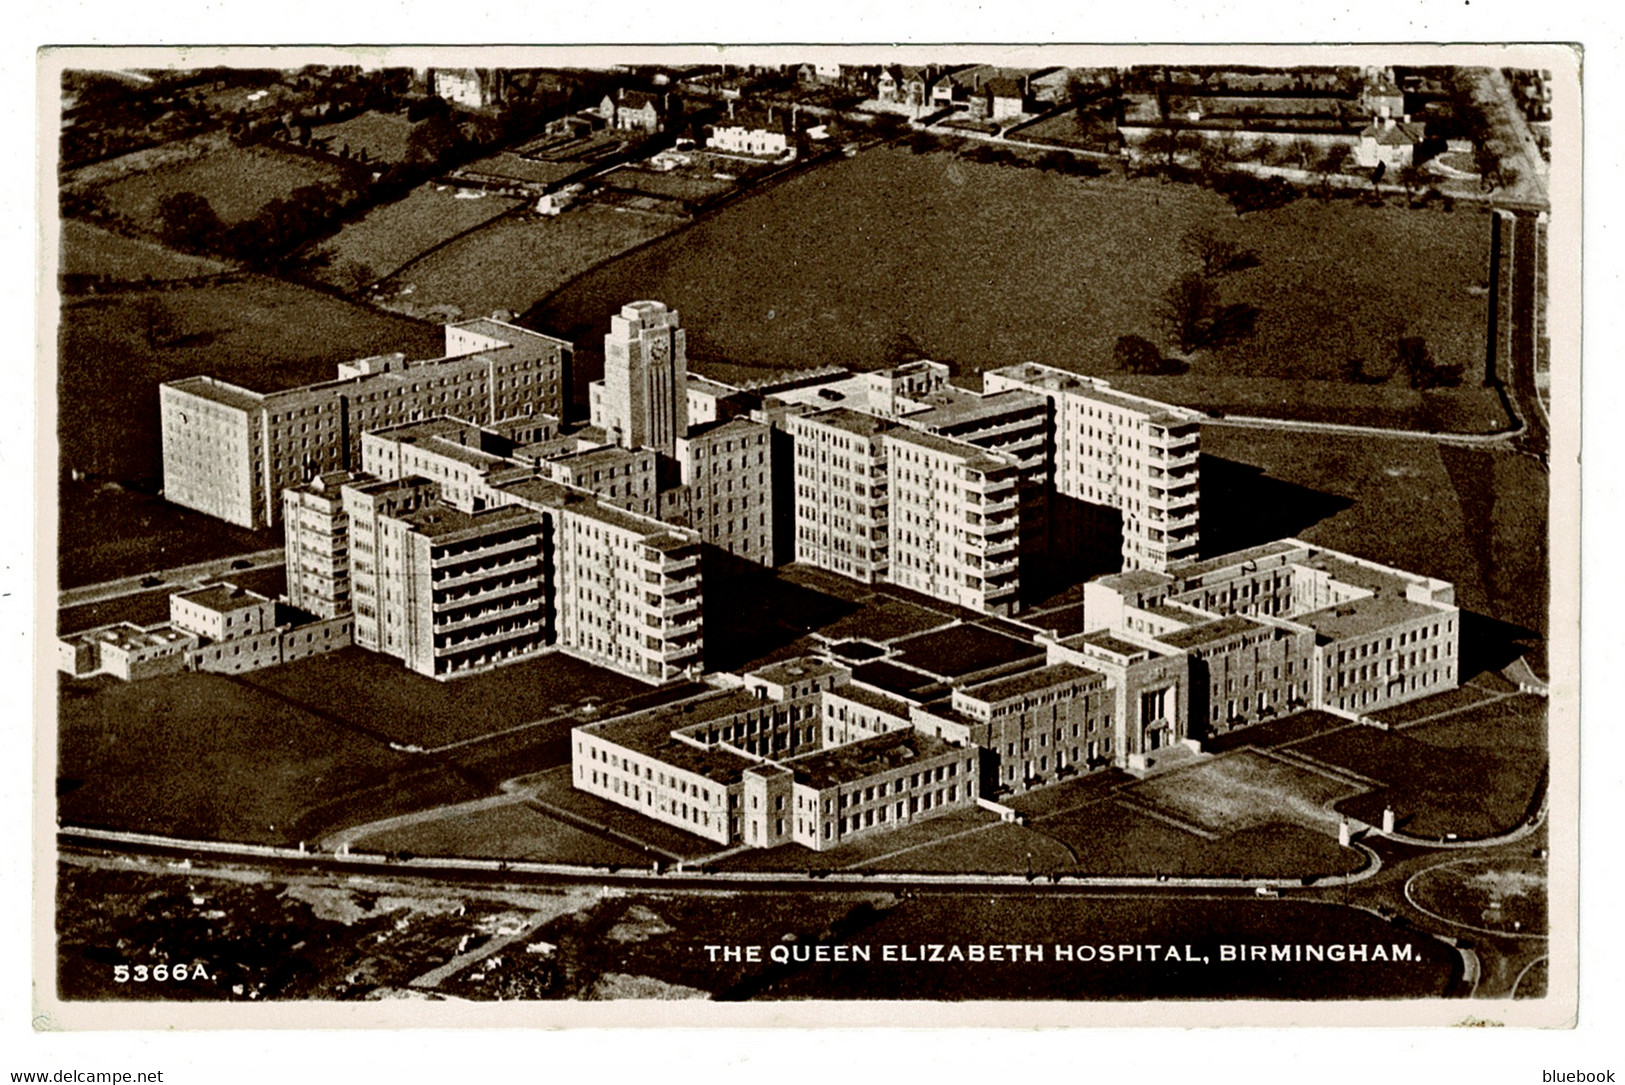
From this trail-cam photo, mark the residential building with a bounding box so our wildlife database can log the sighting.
[432,68,505,110]
[161,319,570,529]
[1355,109,1426,169]
[984,362,1202,572]
[707,121,788,157]
[598,89,663,132]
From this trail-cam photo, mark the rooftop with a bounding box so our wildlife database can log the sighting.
[1168,539,1309,583]
[397,501,538,541]
[584,691,763,785]
[959,661,1104,704]
[1062,629,1160,661]
[67,621,195,652]
[793,406,896,439]
[173,584,273,614]
[163,375,265,411]
[786,730,961,791]
[1156,614,1271,650]
[1298,595,1442,643]
[905,388,1047,431]
[748,657,847,687]
[826,683,914,720]
[884,426,1015,472]
[986,363,1203,422]
[1095,568,1175,593]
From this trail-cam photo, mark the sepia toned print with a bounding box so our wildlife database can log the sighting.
[39,43,1578,1027]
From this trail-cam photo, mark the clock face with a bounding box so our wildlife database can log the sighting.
[647,335,670,365]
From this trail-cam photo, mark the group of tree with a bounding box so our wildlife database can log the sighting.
[1156,226,1264,354]
[1396,336,1464,389]
[155,176,367,267]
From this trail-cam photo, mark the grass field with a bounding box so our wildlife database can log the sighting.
[1408,857,1547,935]
[310,110,416,166]
[56,672,477,846]
[604,166,737,203]
[1110,374,1509,433]
[59,220,233,283]
[1199,427,1548,640]
[527,147,1496,424]
[1294,703,1546,840]
[57,275,443,487]
[93,144,349,229]
[307,184,523,289]
[1126,751,1359,835]
[711,808,1002,873]
[377,204,678,323]
[353,802,648,867]
[1371,683,1499,727]
[238,646,652,752]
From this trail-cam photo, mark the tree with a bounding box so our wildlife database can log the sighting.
[1473,141,1503,191]
[1180,226,1258,277]
[1312,145,1351,201]
[137,298,181,349]
[1112,334,1164,374]
[156,191,224,252]
[336,260,376,295]
[1397,163,1426,205]
[1161,273,1216,354]
[1285,137,1319,171]
[1398,336,1464,389]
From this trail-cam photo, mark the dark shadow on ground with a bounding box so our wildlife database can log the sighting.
[1023,494,1123,607]
[699,549,859,673]
[1458,609,1544,682]
[1198,455,1354,557]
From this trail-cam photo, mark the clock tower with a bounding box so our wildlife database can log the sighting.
[602,300,688,457]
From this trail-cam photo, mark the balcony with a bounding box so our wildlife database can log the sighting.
[435,597,539,633]
[663,617,702,639]
[433,575,536,611]
[433,532,534,570]
[433,554,539,591]
[434,619,542,655]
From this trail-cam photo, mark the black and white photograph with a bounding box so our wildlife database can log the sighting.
[25,31,1595,1056]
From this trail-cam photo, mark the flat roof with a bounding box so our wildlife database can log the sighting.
[1156,614,1270,650]
[748,658,846,686]
[906,389,1047,430]
[792,406,895,438]
[398,501,537,540]
[1169,539,1308,582]
[66,622,194,651]
[786,730,962,791]
[1096,568,1174,593]
[884,426,1014,472]
[986,363,1202,421]
[1298,595,1443,643]
[584,691,766,784]
[450,316,570,348]
[163,375,264,411]
[1062,629,1161,660]
[960,661,1104,703]
[173,584,272,613]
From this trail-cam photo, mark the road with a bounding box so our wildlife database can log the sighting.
[59,547,286,609]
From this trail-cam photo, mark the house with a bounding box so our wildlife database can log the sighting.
[1355,110,1426,170]
[598,89,664,132]
[985,77,1029,122]
[432,68,506,110]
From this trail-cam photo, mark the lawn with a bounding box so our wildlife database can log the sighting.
[1109,374,1508,433]
[1407,857,1547,935]
[1293,711,1546,840]
[92,144,350,229]
[1124,751,1360,835]
[603,166,737,204]
[310,110,417,166]
[59,220,233,284]
[238,646,652,751]
[377,203,678,324]
[1370,684,1499,727]
[55,672,477,846]
[523,769,721,860]
[526,146,1496,427]
[55,481,282,590]
[1200,710,1351,754]
[57,275,444,487]
[352,802,648,867]
[1402,694,1546,754]
[1199,427,1547,639]
[708,808,1001,873]
[306,183,523,289]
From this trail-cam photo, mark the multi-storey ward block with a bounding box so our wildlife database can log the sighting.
[786,408,895,583]
[985,362,1202,572]
[161,319,570,528]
